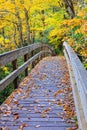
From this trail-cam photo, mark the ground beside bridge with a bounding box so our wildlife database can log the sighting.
[0,56,78,130]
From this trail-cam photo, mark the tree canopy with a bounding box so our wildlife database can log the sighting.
[0,0,87,59]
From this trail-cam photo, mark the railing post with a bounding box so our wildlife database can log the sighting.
[44,46,47,57]
[12,59,19,89]
[40,46,43,59]
[31,50,35,68]
[24,54,28,76]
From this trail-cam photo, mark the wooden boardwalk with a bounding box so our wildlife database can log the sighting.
[0,56,76,130]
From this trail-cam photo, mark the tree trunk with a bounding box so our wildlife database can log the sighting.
[13,25,20,48]
[63,0,75,19]
[24,8,31,44]
[41,10,45,28]
[2,28,5,45]
[16,11,24,47]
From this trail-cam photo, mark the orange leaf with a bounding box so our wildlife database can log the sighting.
[53,89,63,97]
[42,108,51,113]
[14,115,19,120]
[67,128,73,130]
[20,123,28,128]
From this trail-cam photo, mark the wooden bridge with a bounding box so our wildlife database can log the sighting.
[0,42,87,130]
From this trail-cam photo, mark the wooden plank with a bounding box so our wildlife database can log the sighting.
[0,51,52,91]
[31,50,35,68]
[0,117,64,122]
[0,43,52,66]
[0,126,68,130]
[0,121,73,127]
[1,113,61,118]
[0,44,40,66]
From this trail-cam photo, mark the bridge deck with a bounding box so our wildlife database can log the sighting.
[0,56,77,130]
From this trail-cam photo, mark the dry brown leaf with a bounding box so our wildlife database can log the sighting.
[13,112,19,115]
[57,102,62,106]
[14,115,19,120]
[42,108,51,113]
[53,89,63,97]
[4,99,11,105]
[13,100,19,105]
[3,111,11,115]
[67,128,73,130]
[40,113,47,118]
[20,123,28,128]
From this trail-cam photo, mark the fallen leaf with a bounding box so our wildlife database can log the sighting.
[67,128,73,130]
[3,111,11,116]
[13,112,19,115]
[13,100,19,105]
[57,101,62,106]
[20,123,28,128]
[53,89,63,97]
[14,115,19,120]
[40,113,47,118]
[42,108,51,113]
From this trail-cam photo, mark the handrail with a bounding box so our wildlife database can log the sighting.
[0,43,53,91]
[0,43,53,66]
[63,41,87,130]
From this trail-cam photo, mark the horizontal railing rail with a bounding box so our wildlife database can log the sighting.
[0,43,53,66]
[63,41,87,130]
[0,43,53,91]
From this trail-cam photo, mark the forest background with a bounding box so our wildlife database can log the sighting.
[0,0,87,103]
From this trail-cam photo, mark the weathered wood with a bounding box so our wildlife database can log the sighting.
[0,43,53,90]
[24,54,29,76]
[0,57,74,130]
[64,49,87,130]
[63,41,87,129]
[0,43,52,67]
[31,50,35,68]
[12,59,19,89]
[0,120,71,126]
[40,46,43,60]
[0,126,70,130]
[0,51,52,91]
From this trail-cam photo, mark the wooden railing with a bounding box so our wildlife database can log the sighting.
[63,42,87,130]
[0,43,53,91]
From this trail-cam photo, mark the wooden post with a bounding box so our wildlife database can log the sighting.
[44,46,47,57]
[12,59,19,89]
[24,54,28,76]
[43,46,45,57]
[31,50,35,68]
[40,46,43,60]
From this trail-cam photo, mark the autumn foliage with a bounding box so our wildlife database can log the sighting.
[0,0,87,59]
